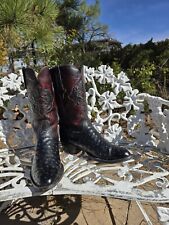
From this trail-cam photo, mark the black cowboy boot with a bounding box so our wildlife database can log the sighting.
[22,67,63,190]
[50,65,131,163]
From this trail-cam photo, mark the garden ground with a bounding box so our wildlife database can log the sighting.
[0,192,163,224]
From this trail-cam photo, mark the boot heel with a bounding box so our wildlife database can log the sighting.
[63,143,81,154]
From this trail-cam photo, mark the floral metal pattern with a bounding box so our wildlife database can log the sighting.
[0,65,169,204]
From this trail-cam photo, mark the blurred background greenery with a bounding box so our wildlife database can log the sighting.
[0,0,169,98]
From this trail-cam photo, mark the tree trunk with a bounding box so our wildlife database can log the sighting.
[8,53,15,73]
[31,41,37,66]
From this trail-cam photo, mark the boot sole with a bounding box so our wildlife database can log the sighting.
[63,143,132,164]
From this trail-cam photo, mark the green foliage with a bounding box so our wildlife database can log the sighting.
[111,61,122,74]
[56,0,83,35]
[0,0,169,100]
[0,0,30,44]
[55,0,109,66]
[119,39,169,97]
[127,63,156,95]
[0,0,63,71]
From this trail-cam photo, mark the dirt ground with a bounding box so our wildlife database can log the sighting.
[0,195,164,225]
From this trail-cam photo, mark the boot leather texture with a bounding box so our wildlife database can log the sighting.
[23,65,131,190]
[22,67,63,190]
[50,65,131,163]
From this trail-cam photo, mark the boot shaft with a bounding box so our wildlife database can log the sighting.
[50,65,88,126]
[23,67,59,136]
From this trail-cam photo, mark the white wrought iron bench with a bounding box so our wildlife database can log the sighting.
[0,65,169,223]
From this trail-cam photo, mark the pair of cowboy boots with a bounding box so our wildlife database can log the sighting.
[23,65,131,190]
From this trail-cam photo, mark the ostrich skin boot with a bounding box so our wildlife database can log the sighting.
[22,67,63,190]
[50,65,131,163]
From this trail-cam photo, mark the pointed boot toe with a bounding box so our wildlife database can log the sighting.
[31,156,64,190]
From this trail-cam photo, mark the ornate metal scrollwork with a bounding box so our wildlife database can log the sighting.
[0,66,169,203]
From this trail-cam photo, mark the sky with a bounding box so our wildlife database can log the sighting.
[86,0,169,45]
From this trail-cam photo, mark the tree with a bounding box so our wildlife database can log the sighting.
[55,0,110,66]
[56,0,83,36]
[0,0,31,71]
[0,0,63,71]
[25,0,64,66]
[154,39,169,97]
[0,38,7,67]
